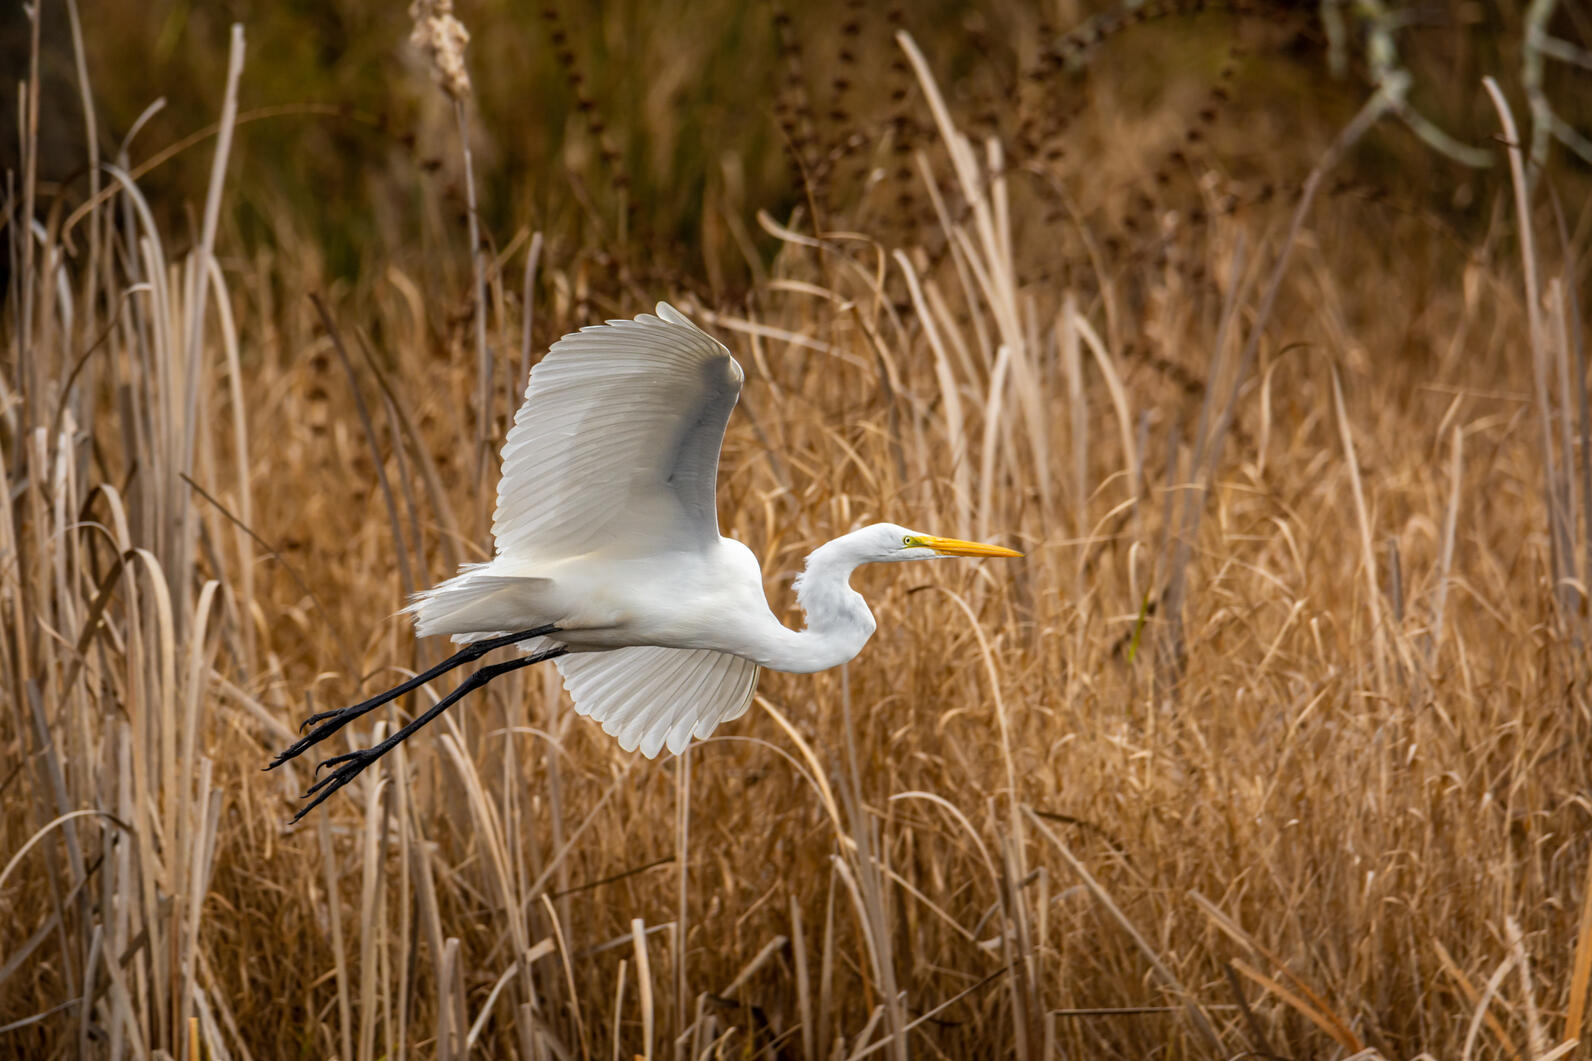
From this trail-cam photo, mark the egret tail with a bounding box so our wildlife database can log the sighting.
[404,569,557,642]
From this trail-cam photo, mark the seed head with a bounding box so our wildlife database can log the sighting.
[409,0,472,102]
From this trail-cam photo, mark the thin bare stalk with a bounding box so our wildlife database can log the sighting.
[457,97,492,484]
[1483,76,1575,626]
[173,24,245,631]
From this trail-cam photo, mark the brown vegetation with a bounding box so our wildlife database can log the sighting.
[4,2,1592,1057]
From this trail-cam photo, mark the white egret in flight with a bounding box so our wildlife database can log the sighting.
[270,303,1020,819]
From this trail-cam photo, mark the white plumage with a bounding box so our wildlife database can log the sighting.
[490,302,739,563]
[408,303,762,756]
[557,646,758,758]
[273,303,1019,818]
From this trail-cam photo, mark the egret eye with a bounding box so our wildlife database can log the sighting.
[902,535,914,546]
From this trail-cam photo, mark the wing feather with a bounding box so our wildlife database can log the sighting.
[556,647,760,757]
[492,302,743,561]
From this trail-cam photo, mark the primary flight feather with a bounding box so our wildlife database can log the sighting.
[270,303,1020,819]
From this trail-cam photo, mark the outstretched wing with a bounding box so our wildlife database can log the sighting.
[492,302,743,562]
[555,647,760,757]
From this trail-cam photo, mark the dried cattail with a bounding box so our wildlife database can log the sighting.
[409,0,472,101]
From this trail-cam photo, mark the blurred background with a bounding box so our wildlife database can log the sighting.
[9,1,1585,292]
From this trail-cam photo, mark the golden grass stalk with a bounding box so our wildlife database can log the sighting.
[1566,845,1592,1048]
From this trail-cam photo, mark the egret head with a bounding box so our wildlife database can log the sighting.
[852,522,1023,564]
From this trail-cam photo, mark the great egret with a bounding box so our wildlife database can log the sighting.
[270,303,1020,819]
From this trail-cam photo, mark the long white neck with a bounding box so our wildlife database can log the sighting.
[745,535,878,674]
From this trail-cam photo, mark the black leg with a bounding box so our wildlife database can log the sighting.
[287,644,569,823]
[267,624,559,771]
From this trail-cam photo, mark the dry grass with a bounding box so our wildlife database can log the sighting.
[5,3,1592,1058]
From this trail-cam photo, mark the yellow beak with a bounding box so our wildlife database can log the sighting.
[924,536,1023,558]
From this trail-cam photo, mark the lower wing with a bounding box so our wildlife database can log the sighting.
[555,646,759,757]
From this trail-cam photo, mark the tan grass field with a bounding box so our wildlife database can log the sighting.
[4,3,1592,1058]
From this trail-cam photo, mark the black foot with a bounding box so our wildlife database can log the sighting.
[289,747,384,822]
